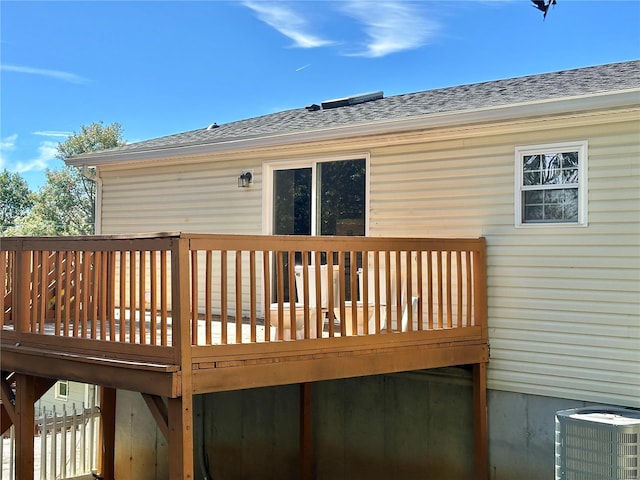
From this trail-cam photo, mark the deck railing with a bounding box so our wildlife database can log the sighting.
[1,234,486,363]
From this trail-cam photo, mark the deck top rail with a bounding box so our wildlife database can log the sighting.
[1,233,487,367]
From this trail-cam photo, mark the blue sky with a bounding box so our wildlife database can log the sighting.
[1,0,639,189]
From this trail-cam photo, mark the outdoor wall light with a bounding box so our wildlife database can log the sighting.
[238,170,253,188]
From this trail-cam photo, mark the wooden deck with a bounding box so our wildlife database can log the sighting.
[1,233,489,479]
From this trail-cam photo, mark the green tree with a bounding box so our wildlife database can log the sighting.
[0,169,33,234]
[8,122,125,236]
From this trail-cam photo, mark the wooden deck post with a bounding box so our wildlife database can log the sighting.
[168,236,194,479]
[473,362,489,480]
[15,373,36,480]
[99,386,117,480]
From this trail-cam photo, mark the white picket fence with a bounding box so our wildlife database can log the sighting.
[1,403,100,480]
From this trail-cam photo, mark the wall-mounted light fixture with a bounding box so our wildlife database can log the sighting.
[238,170,253,188]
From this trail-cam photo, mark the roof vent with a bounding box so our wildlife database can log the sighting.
[305,104,321,112]
[206,123,219,130]
[321,91,383,110]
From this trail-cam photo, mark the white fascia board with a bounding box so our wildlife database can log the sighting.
[66,89,640,168]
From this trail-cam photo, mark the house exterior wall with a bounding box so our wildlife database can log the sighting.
[35,381,91,417]
[98,106,640,408]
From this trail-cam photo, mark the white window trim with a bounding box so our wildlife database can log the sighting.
[514,140,588,228]
[262,153,371,236]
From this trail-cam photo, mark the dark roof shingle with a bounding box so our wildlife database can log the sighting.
[75,60,640,159]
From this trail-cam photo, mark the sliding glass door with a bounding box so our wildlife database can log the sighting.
[268,157,367,301]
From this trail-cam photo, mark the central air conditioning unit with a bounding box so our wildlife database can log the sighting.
[555,406,640,480]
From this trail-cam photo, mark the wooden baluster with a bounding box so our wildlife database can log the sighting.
[436,251,443,329]
[362,251,369,335]
[107,251,116,342]
[314,251,322,338]
[220,250,228,345]
[416,250,423,331]
[118,251,126,342]
[300,253,310,339]
[249,250,257,343]
[82,251,91,338]
[191,250,198,345]
[457,251,463,328]
[275,251,284,340]
[349,251,357,335]
[30,251,38,333]
[150,251,158,345]
[395,251,402,330]
[236,250,243,344]
[326,253,335,337]
[446,251,453,329]
[39,251,47,333]
[73,251,81,337]
[288,251,296,340]
[263,251,271,342]
[160,250,168,346]
[466,250,473,328]
[130,250,137,343]
[0,249,6,329]
[139,251,147,344]
[205,250,212,345]
[91,252,99,340]
[405,250,412,332]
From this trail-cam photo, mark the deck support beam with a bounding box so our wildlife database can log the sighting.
[15,373,36,480]
[473,362,489,480]
[99,386,117,480]
[142,393,170,440]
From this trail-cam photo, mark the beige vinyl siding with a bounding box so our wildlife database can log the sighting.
[365,114,640,407]
[100,160,263,234]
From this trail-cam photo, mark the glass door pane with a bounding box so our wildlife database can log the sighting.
[317,159,366,236]
[317,159,366,300]
[273,168,312,235]
[272,168,311,302]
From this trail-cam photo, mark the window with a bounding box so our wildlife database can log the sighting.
[55,380,69,400]
[515,141,588,227]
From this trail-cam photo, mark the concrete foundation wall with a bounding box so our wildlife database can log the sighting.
[113,371,604,480]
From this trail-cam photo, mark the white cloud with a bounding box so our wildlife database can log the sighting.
[12,141,59,173]
[242,1,334,48]
[32,131,72,138]
[0,135,59,173]
[341,1,440,58]
[1,134,18,152]
[1,64,87,84]
[0,134,18,169]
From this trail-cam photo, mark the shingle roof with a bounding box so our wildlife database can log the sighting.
[74,60,640,159]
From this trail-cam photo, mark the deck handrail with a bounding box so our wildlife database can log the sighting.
[1,233,487,362]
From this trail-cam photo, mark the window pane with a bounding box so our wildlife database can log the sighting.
[565,189,579,221]
[317,159,366,236]
[273,168,311,235]
[523,187,578,223]
[523,154,541,171]
[561,152,579,168]
[524,205,543,221]
[541,153,562,185]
